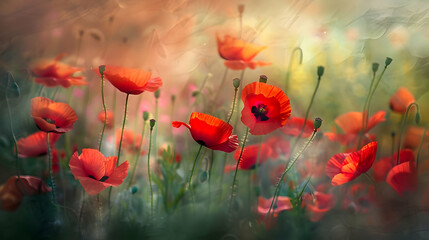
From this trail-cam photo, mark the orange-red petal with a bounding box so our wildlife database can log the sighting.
[17,132,60,158]
[389,87,415,114]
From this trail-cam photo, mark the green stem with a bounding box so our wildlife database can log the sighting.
[147,125,155,220]
[188,145,203,190]
[265,130,317,222]
[364,172,376,185]
[396,103,419,165]
[226,88,238,124]
[213,67,229,106]
[98,73,107,152]
[416,127,427,169]
[117,94,130,166]
[128,120,147,188]
[288,75,320,161]
[47,133,56,203]
[357,71,377,149]
[229,127,249,208]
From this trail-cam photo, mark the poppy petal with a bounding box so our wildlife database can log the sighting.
[172,121,191,130]
[142,77,163,92]
[325,153,349,178]
[210,135,239,153]
[78,177,109,196]
[80,149,106,180]
[386,161,417,195]
[104,161,129,186]
[189,112,233,147]
[389,87,415,114]
[104,156,118,177]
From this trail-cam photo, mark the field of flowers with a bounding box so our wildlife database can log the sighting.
[1,0,429,239]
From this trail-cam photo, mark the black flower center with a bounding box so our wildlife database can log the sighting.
[251,104,269,121]
[196,140,206,146]
[89,175,109,182]
[43,118,56,124]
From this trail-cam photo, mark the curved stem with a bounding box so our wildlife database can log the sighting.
[117,94,130,166]
[396,103,419,165]
[357,71,376,149]
[284,47,303,92]
[98,73,108,151]
[229,128,249,208]
[147,125,155,220]
[188,145,203,190]
[416,127,427,169]
[265,130,317,222]
[128,120,147,188]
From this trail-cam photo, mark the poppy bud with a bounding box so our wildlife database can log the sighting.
[385,57,393,66]
[317,66,325,78]
[150,119,156,130]
[98,65,106,76]
[192,91,199,97]
[154,89,161,99]
[131,186,138,194]
[259,75,268,83]
[233,78,241,89]
[171,95,176,102]
[416,111,421,124]
[143,111,149,121]
[372,63,379,74]
[199,171,208,183]
[314,117,323,130]
[238,4,245,15]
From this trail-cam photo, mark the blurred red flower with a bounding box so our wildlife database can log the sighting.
[342,183,375,213]
[69,149,129,195]
[241,82,291,135]
[0,176,51,211]
[233,143,272,170]
[302,191,336,222]
[31,53,87,88]
[216,34,271,70]
[325,142,378,186]
[30,97,78,133]
[386,160,417,195]
[17,132,60,158]
[99,65,162,95]
[281,117,314,138]
[98,110,114,129]
[389,87,415,114]
[335,111,385,135]
[115,129,146,155]
[172,112,239,153]
[372,149,414,182]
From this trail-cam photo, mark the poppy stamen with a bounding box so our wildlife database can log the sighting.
[99,176,109,182]
[251,104,269,121]
[196,140,206,146]
[43,118,56,124]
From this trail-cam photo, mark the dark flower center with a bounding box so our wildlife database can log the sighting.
[196,140,206,146]
[251,104,269,121]
[89,175,109,182]
[43,118,56,124]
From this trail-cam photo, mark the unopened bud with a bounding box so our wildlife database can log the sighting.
[233,78,241,89]
[314,117,323,130]
[131,186,138,194]
[238,4,245,15]
[171,95,176,102]
[143,111,149,121]
[385,57,393,66]
[99,65,106,76]
[317,66,325,78]
[150,119,156,130]
[192,91,199,97]
[372,63,379,74]
[259,75,268,83]
[154,89,161,99]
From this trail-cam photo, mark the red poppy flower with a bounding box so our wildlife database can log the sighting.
[31,53,87,88]
[281,117,314,138]
[386,160,417,195]
[241,82,291,135]
[172,112,239,153]
[257,196,293,217]
[372,149,414,182]
[233,143,272,170]
[302,191,336,222]
[216,34,271,70]
[0,176,51,211]
[98,110,114,129]
[99,65,162,95]
[335,111,385,135]
[342,183,375,213]
[325,142,378,186]
[389,87,415,114]
[30,97,78,133]
[69,149,129,195]
[17,132,60,158]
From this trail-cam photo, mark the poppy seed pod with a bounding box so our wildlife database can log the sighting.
[385,57,393,66]
[150,119,156,130]
[372,63,379,73]
[317,66,325,78]
[143,111,150,121]
[314,117,323,130]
